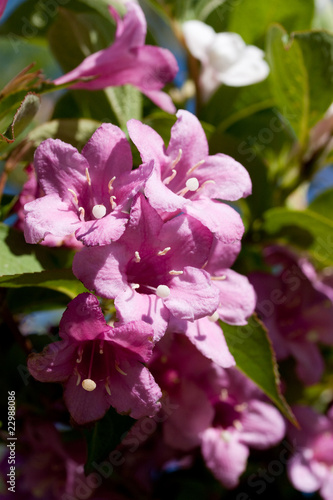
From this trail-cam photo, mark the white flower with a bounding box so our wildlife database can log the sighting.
[183,20,270,101]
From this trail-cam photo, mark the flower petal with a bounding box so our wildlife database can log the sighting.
[166,268,220,321]
[182,20,216,63]
[64,374,111,425]
[59,293,110,342]
[215,269,256,325]
[240,400,286,449]
[24,194,80,244]
[185,317,235,368]
[34,138,88,199]
[201,427,249,489]
[28,341,76,382]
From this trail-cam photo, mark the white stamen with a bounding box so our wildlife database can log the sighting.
[306,330,319,342]
[134,251,141,263]
[85,168,91,186]
[110,196,117,209]
[303,449,314,460]
[185,177,199,191]
[92,204,107,219]
[196,179,216,193]
[131,283,140,290]
[158,247,171,256]
[235,403,248,412]
[68,188,78,205]
[221,430,232,442]
[233,420,243,431]
[163,169,177,185]
[187,159,205,175]
[208,311,219,322]
[99,340,104,355]
[108,176,116,193]
[211,275,226,281]
[82,378,96,391]
[220,389,228,401]
[78,207,85,221]
[169,270,183,276]
[75,369,81,386]
[170,148,182,169]
[76,346,83,363]
[156,285,171,298]
[115,361,127,376]
[105,378,111,396]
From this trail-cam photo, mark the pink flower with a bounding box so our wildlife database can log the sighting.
[287,405,333,500]
[73,194,221,340]
[14,164,82,249]
[24,124,151,246]
[150,334,285,489]
[54,2,178,113]
[127,110,251,236]
[28,293,162,424]
[249,246,333,385]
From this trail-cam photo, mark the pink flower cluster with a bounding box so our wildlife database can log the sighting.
[22,109,284,486]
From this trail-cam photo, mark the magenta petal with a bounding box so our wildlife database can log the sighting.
[64,374,111,425]
[108,364,162,419]
[166,110,209,172]
[110,2,146,50]
[184,199,244,242]
[115,290,169,341]
[194,153,252,201]
[24,195,80,244]
[108,321,155,362]
[144,167,186,212]
[240,400,286,449]
[288,453,323,493]
[215,270,256,325]
[205,239,242,274]
[165,268,220,320]
[74,211,127,246]
[59,293,110,341]
[201,427,249,489]
[34,139,88,198]
[141,89,176,114]
[28,341,77,382]
[185,317,235,368]
[81,123,132,197]
[72,245,129,299]
[127,119,168,166]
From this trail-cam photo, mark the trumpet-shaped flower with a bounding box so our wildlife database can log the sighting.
[73,194,220,339]
[128,110,250,239]
[150,334,285,488]
[28,293,162,424]
[54,2,178,114]
[24,124,151,246]
[183,20,270,100]
[287,405,333,500]
[249,246,333,385]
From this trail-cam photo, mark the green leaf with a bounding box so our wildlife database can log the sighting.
[221,315,296,424]
[267,26,333,146]
[105,85,142,130]
[227,0,314,46]
[0,269,86,299]
[263,207,333,268]
[84,406,135,474]
[203,0,314,42]
[309,188,333,218]
[0,223,76,277]
[0,92,40,146]
[48,7,115,74]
